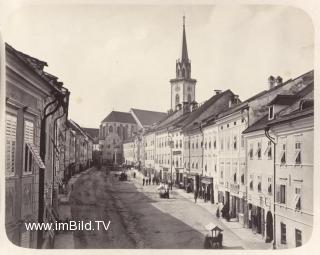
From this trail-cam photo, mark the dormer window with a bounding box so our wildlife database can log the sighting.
[268,105,274,120]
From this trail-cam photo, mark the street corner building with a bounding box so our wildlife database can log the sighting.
[4,43,95,248]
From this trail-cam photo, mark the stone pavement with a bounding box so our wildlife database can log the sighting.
[54,167,94,249]
[129,169,272,250]
[173,187,272,249]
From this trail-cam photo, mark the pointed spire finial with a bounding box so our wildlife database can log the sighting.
[181,14,189,62]
[183,14,185,27]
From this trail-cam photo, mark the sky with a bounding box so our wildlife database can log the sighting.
[3,4,314,128]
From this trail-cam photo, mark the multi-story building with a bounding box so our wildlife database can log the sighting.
[5,44,69,248]
[123,139,135,166]
[183,90,238,200]
[242,71,313,246]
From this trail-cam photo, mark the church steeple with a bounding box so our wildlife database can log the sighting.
[170,15,197,111]
[181,15,189,62]
[175,15,191,80]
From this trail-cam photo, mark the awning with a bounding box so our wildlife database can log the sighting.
[26,143,45,169]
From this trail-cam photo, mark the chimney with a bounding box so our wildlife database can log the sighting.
[234,95,239,104]
[214,89,222,95]
[193,102,198,111]
[268,75,275,89]
[183,101,190,114]
[275,76,283,86]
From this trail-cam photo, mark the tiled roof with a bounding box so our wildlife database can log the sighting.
[243,82,314,134]
[182,90,235,133]
[267,95,298,106]
[82,128,99,139]
[131,108,167,127]
[101,111,136,124]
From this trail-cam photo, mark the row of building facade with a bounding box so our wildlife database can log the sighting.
[4,43,96,248]
[119,18,314,249]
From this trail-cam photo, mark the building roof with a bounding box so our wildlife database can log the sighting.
[182,90,235,133]
[243,82,314,134]
[267,94,298,106]
[131,108,167,127]
[101,111,136,124]
[82,128,99,139]
[6,43,65,91]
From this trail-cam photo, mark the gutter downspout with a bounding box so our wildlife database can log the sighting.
[52,110,66,206]
[37,97,59,248]
[37,89,68,248]
[265,127,276,249]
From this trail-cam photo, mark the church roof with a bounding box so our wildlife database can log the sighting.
[101,111,136,124]
[131,108,167,127]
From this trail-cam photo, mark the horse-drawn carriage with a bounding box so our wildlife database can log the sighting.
[118,172,127,181]
[158,184,169,199]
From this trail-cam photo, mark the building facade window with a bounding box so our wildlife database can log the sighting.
[281,223,287,244]
[24,120,34,174]
[233,135,237,150]
[256,142,262,159]
[265,141,272,159]
[295,187,301,211]
[295,229,302,247]
[249,143,253,159]
[279,184,286,204]
[295,135,302,165]
[279,138,286,165]
[5,114,17,177]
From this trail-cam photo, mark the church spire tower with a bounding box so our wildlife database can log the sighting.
[170,15,197,111]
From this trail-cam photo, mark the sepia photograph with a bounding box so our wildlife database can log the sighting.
[0,0,317,251]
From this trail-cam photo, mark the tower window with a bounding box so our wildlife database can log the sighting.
[182,68,185,78]
[188,94,191,103]
[175,94,180,105]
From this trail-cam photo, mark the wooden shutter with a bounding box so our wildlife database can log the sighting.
[5,114,17,177]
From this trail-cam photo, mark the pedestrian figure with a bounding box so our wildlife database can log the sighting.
[194,191,198,203]
[152,177,155,185]
[143,178,145,186]
[149,177,151,185]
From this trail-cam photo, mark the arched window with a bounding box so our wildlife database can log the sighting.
[175,94,180,105]
[109,125,113,133]
[188,94,192,103]
[117,126,120,136]
[182,68,185,77]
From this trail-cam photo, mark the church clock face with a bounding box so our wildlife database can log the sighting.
[175,85,180,92]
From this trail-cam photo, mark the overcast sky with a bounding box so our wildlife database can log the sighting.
[3,4,314,128]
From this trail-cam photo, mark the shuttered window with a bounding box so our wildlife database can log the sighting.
[24,120,34,174]
[281,223,287,244]
[295,229,302,247]
[5,114,17,177]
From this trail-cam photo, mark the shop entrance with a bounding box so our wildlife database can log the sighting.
[266,211,273,243]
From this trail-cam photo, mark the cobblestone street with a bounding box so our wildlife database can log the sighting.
[64,167,272,249]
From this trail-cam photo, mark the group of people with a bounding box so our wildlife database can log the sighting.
[142,176,161,186]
